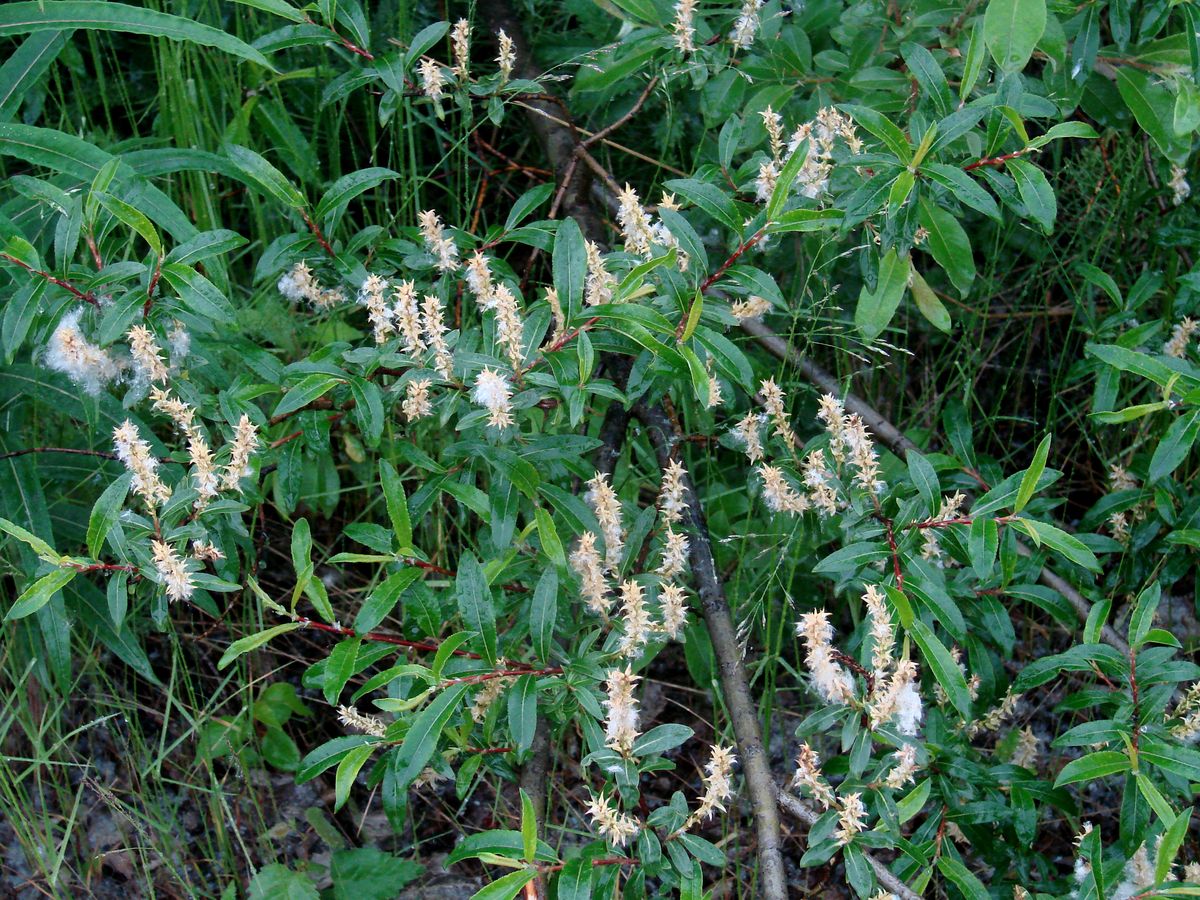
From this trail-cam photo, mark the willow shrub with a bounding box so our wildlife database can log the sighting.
[1,0,1200,897]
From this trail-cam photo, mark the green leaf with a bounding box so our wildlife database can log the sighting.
[1116,68,1191,163]
[379,460,412,550]
[355,568,422,635]
[530,568,557,664]
[1012,518,1101,572]
[906,449,939,513]
[1127,582,1161,649]
[324,638,361,704]
[918,198,974,296]
[662,178,742,231]
[456,553,497,665]
[968,516,998,580]
[315,167,399,224]
[507,674,538,752]
[909,619,972,718]
[218,622,302,669]
[519,791,539,864]
[535,508,565,569]
[1148,410,1199,484]
[390,682,470,791]
[1014,433,1051,514]
[983,0,1046,71]
[922,163,1001,221]
[96,192,163,258]
[1157,808,1193,883]
[0,514,59,560]
[632,724,694,757]
[226,143,306,208]
[334,743,376,812]
[504,183,555,232]
[0,30,72,123]
[330,848,423,899]
[937,857,990,900]
[272,373,341,418]
[842,105,913,162]
[87,471,131,558]
[0,2,275,70]
[470,869,537,900]
[855,249,909,341]
[1053,750,1130,786]
[5,567,76,620]
[1007,158,1056,233]
[404,21,450,71]
[909,264,951,334]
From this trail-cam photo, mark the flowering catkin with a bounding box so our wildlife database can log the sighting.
[584,240,616,306]
[491,284,526,371]
[113,419,170,509]
[402,379,433,421]
[45,310,119,395]
[658,582,688,638]
[127,325,169,384]
[496,29,516,84]
[863,585,894,674]
[729,0,763,49]
[585,472,624,568]
[834,793,867,845]
[472,368,513,428]
[603,666,641,755]
[618,579,651,657]
[585,792,639,846]
[680,745,736,831]
[418,210,459,272]
[392,280,426,355]
[450,19,470,80]
[150,387,198,438]
[188,431,219,510]
[421,294,455,380]
[797,610,855,704]
[465,251,495,308]
[616,184,657,258]
[151,539,193,603]
[792,742,836,809]
[658,459,689,524]
[656,527,689,581]
[418,58,446,103]
[760,378,797,453]
[734,411,764,463]
[758,464,809,514]
[570,531,610,616]
[358,274,394,345]
[1163,317,1198,358]
[883,743,919,789]
[222,414,259,491]
[671,0,697,52]
[338,705,387,737]
[730,295,772,321]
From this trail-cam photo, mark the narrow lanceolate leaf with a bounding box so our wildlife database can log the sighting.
[918,198,974,296]
[1053,750,1130,786]
[354,568,422,635]
[218,622,302,669]
[87,471,131,558]
[225,143,306,208]
[5,567,76,620]
[334,744,376,812]
[390,682,470,790]
[909,619,972,718]
[272,373,341,418]
[530,568,558,664]
[0,3,275,70]
[855,249,909,341]
[0,30,72,122]
[1014,433,1051,514]
[379,460,412,550]
[1148,409,1200,484]
[456,552,498,665]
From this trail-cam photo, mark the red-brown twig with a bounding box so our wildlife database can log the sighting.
[65,561,139,573]
[1,253,99,307]
[963,149,1031,171]
[0,447,120,462]
[441,666,562,687]
[300,209,336,257]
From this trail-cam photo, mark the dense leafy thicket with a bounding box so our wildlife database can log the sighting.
[1,0,1199,898]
